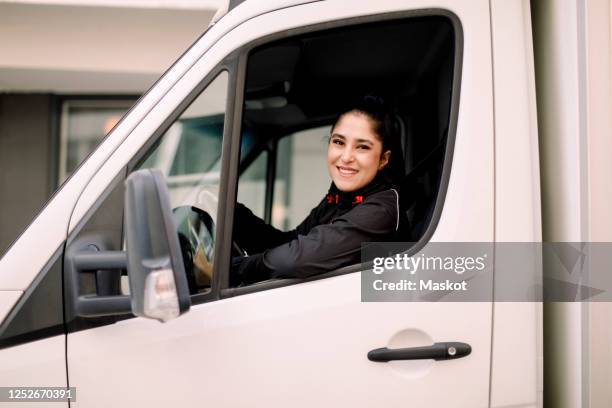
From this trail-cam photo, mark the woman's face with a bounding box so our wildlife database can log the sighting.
[327,112,390,192]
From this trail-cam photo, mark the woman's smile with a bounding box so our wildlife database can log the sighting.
[336,165,359,176]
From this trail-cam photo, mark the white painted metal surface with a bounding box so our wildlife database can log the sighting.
[584,0,612,404]
[489,0,542,407]
[0,291,22,324]
[532,0,591,407]
[66,0,495,406]
[69,275,493,407]
[0,336,67,408]
[1,0,224,8]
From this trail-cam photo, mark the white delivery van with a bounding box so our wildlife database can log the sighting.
[1,0,572,406]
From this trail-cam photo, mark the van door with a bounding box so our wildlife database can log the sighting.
[0,249,68,407]
[64,1,494,407]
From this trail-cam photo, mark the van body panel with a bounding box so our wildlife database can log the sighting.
[534,0,584,242]
[0,204,70,291]
[68,276,493,407]
[583,0,612,405]
[66,0,496,406]
[490,303,541,408]
[425,0,495,243]
[533,1,586,407]
[490,0,542,242]
[534,0,612,405]
[0,291,22,324]
[0,336,67,406]
[489,0,542,406]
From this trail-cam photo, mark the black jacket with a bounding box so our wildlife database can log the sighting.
[231,176,400,285]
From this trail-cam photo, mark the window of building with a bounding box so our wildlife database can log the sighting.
[59,99,136,183]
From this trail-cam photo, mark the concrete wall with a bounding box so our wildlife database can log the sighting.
[0,3,217,93]
[0,94,53,256]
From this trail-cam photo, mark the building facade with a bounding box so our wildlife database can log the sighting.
[0,0,220,255]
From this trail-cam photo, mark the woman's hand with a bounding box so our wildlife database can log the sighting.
[193,246,213,286]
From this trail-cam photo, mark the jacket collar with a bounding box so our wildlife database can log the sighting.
[326,174,392,208]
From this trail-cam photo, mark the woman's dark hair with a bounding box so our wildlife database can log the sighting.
[331,94,403,183]
[331,94,397,152]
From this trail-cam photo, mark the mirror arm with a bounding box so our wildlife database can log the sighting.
[69,249,132,317]
[73,251,127,270]
[77,295,132,317]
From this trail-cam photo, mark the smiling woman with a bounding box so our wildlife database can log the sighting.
[328,96,395,192]
[226,95,404,286]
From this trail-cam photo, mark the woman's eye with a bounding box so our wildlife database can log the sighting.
[357,145,370,150]
[332,139,344,145]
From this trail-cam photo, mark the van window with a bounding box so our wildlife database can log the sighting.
[237,150,268,219]
[235,126,330,227]
[136,71,229,294]
[272,126,329,230]
[230,15,457,289]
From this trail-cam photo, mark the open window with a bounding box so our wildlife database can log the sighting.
[230,14,459,288]
[134,72,229,296]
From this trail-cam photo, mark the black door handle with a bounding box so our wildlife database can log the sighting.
[368,342,471,362]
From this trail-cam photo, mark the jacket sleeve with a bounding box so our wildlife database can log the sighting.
[235,190,398,283]
[233,198,326,254]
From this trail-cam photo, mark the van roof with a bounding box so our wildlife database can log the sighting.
[211,0,318,25]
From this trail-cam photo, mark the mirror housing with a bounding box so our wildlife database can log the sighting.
[125,169,191,322]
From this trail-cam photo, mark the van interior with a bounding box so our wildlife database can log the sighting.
[234,15,457,253]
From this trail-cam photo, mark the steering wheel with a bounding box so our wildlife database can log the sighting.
[172,206,247,293]
[173,206,215,292]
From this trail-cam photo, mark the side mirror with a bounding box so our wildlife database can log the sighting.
[125,169,191,322]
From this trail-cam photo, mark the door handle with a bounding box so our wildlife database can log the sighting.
[368,342,471,362]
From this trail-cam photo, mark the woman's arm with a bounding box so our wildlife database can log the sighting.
[232,203,296,254]
[234,190,399,284]
[233,198,325,254]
